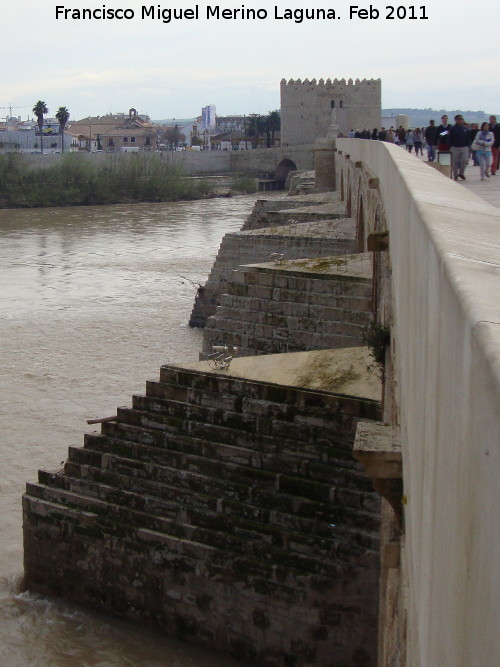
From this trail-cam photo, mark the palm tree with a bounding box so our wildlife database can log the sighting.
[243,117,249,149]
[55,106,70,153]
[33,100,48,154]
[247,115,266,149]
[257,110,281,148]
[267,110,281,147]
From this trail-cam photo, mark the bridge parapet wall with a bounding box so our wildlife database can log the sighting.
[336,138,500,666]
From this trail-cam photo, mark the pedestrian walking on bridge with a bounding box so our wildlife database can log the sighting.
[449,115,470,180]
[475,122,494,180]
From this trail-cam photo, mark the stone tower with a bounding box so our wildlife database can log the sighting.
[280,77,382,145]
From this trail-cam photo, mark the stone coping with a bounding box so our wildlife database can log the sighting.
[253,191,337,207]
[354,420,401,459]
[280,190,336,204]
[176,346,381,401]
[273,200,347,216]
[242,252,372,280]
[241,217,355,239]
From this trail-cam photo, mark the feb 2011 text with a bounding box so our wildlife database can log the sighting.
[54,5,430,23]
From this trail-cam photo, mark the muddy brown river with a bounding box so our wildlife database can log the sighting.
[0,195,259,666]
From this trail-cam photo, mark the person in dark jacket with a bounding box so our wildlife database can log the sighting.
[397,126,407,148]
[449,115,470,180]
[425,120,439,161]
[436,114,452,152]
[489,115,500,175]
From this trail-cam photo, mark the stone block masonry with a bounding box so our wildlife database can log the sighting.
[189,227,357,328]
[203,254,373,357]
[24,363,382,666]
[188,218,357,330]
[240,194,344,232]
[189,191,355,328]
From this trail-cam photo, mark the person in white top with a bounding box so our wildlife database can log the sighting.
[474,121,494,180]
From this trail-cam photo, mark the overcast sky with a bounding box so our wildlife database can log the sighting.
[2,0,498,122]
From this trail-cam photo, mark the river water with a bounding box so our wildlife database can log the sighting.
[0,196,258,666]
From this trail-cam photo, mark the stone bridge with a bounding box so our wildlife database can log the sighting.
[157,143,314,181]
[229,144,314,179]
[22,139,499,666]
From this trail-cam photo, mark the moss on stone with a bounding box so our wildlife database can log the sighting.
[293,352,361,393]
[290,256,348,274]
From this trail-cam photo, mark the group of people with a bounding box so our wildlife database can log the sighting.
[348,126,425,155]
[424,114,499,181]
[347,115,500,181]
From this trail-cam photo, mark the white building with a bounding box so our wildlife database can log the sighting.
[201,105,216,130]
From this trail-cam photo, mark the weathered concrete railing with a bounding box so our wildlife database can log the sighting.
[336,139,500,666]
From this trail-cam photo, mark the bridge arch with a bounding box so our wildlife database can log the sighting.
[275,158,297,188]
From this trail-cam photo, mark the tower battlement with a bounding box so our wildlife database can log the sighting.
[281,77,381,87]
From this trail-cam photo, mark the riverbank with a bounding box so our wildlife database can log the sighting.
[0,153,220,208]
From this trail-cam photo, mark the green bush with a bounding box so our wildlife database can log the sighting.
[230,175,257,193]
[362,321,390,366]
[0,153,214,208]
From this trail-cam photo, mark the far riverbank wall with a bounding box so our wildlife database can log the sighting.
[18,145,314,176]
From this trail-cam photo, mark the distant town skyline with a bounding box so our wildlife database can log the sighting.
[2,0,498,122]
[6,106,499,130]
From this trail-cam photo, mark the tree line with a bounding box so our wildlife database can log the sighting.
[245,110,280,148]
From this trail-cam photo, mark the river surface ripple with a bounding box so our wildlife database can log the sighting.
[0,196,258,666]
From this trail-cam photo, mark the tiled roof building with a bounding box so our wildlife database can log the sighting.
[66,108,156,152]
